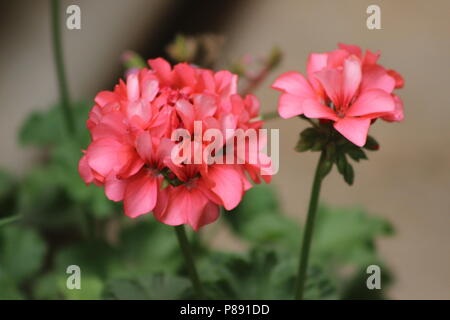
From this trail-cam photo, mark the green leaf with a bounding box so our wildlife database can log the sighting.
[103,274,191,300]
[59,275,103,300]
[318,159,333,179]
[0,272,24,299]
[343,162,354,185]
[363,135,379,151]
[199,248,336,300]
[0,225,46,282]
[224,185,300,247]
[114,220,182,276]
[19,101,91,148]
[313,205,394,267]
[345,146,368,162]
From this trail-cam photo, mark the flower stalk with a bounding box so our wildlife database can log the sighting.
[295,151,327,300]
[50,0,75,134]
[174,225,204,299]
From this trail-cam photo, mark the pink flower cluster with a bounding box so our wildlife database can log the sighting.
[272,43,404,146]
[79,58,270,230]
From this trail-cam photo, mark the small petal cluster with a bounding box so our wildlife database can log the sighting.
[79,58,270,230]
[272,43,404,146]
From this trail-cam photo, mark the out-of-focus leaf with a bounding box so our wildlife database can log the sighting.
[199,248,336,300]
[0,225,46,282]
[113,220,182,276]
[103,274,191,300]
[58,274,103,300]
[0,272,24,299]
[312,205,394,267]
[33,273,61,300]
[19,101,91,147]
[225,185,299,247]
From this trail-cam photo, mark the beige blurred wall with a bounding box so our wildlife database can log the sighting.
[1,0,449,299]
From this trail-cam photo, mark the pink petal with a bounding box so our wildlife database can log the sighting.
[141,79,159,101]
[214,71,238,96]
[303,99,338,120]
[382,94,404,122]
[194,94,217,119]
[126,100,151,126]
[148,58,172,85]
[387,69,404,89]
[277,93,304,118]
[342,56,362,107]
[206,165,243,210]
[314,68,341,107]
[360,65,395,93]
[126,74,140,101]
[136,131,153,163]
[105,174,127,201]
[306,53,328,94]
[326,49,350,68]
[124,170,158,218]
[173,63,197,88]
[94,91,118,107]
[271,71,314,97]
[338,43,362,58]
[86,138,124,177]
[175,99,195,132]
[334,117,371,147]
[78,154,94,184]
[154,186,192,227]
[90,112,127,141]
[244,94,260,118]
[189,201,219,231]
[347,89,395,117]
[363,49,380,65]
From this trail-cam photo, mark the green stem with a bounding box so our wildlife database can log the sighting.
[295,151,326,299]
[50,0,75,134]
[174,225,204,299]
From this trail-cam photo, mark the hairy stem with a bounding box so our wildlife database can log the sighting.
[174,225,204,299]
[50,0,75,134]
[295,151,326,299]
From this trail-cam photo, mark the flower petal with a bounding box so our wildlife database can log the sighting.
[277,93,304,118]
[105,174,127,201]
[360,65,395,93]
[136,131,153,163]
[271,71,315,97]
[205,165,243,210]
[124,170,158,218]
[148,58,172,85]
[342,56,362,107]
[347,89,395,117]
[382,94,404,122]
[334,117,371,147]
[303,99,338,120]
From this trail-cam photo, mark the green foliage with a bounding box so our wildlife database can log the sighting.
[225,185,300,248]
[103,274,191,300]
[197,248,337,300]
[295,120,380,185]
[0,101,395,300]
[224,185,394,299]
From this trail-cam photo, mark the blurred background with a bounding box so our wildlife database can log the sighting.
[0,0,449,299]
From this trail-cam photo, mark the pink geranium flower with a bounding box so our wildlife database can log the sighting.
[272,43,404,146]
[79,58,271,230]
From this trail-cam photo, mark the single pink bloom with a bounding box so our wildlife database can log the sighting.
[271,44,404,146]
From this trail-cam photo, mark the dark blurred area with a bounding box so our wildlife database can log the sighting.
[0,0,449,299]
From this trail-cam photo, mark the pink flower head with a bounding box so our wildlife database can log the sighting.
[79,58,271,230]
[272,43,404,146]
